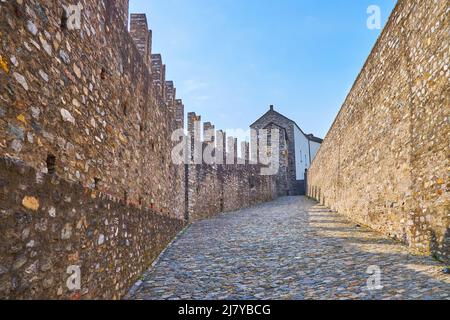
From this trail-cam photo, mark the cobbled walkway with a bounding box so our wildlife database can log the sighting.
[128,197,449,300]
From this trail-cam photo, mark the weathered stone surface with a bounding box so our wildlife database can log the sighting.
[61,224,72,240]
[307,1,449,263]
[8,124,24,141]
[26,20,38,35]
[13,72,28,91]
[0,0,187,222]
[0,157,184,300]
[185,113,278,221]
[59,108,75,124]
[38,70,48,82]
[22,196,39,211]
[59,50,70,64]
[187,163,277,221]
[0,55,9,73]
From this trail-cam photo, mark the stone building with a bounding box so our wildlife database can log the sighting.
[251,105,322,196]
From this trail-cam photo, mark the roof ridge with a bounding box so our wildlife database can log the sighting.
[250,107,323,142]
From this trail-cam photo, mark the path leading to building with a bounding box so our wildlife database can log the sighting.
[127,197,449,300]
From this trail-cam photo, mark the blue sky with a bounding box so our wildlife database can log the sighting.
[130,0,397,139]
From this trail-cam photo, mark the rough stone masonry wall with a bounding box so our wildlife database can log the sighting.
[0,0,281,299]
[187,163,276,221]
[186,115,278,221]
[222,164,276,213]
[0,157,183,299]
[0,0,185,219]
[307,0,449,262]
[0,0,189,299]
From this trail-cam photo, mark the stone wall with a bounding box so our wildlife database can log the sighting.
[187,163,276,221]
[0,0,281,299]
[307,0,449,262]
[186,113,277,221]
[0,157,184,299]
[0,0,185,220]
[222,164,276,212]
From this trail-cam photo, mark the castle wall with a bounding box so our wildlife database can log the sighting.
[0,157,184,299]
[0,0,188,299]
[223,164,276,212]
[186,115,277,221]
[307,0,449,262]
[187,163,276,221]
[0,0,184,219]
[0,0,280,299]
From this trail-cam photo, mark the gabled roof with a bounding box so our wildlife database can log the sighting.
[250,106,323,143]
[305,134,323,144]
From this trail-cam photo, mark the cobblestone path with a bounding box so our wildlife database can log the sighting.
[128,197,449,300]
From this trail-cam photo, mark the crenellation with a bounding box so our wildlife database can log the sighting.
[161,64,167,101]
[174,99,184,129]
[165,80,176,105]
[148,29,153,65]
[227,136,238,164]
[216,130,227,165]
[130,14,150,65]
[187,112,201,163]
[203,122,215,146]
[151,53,165,97]
[241,141,250,164]
[184,114,277,221]
[0,1,235,299]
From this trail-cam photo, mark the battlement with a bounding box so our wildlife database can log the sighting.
[241,141,250,164]
[151,54,166,98]
[165,81,176,104]
[0,0,186,219]
[187,113,256,165]
[203,122,215,146]
[0,0,277,300]
[227,137,238,164]
[129,11,180,107]
[130,14,150,64]
[174,99,185,129]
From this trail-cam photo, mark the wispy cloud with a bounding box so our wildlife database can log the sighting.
[193,95,211,102]
[182,79,208,94]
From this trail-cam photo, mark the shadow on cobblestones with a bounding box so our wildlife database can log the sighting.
[127,197,449,300]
